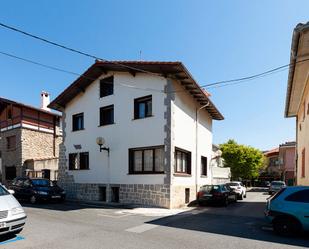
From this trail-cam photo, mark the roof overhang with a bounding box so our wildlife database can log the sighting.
[49,61,224,120]
[285,22,309,117]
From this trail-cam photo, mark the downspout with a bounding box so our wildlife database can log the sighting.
[195,102,210,194]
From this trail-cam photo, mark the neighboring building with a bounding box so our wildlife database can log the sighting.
[0,92,62,184]
[264,148,280,175]
[49,61,224,208]
[278,142,296,186]
[210,144,230,184]
[285,22,309,186]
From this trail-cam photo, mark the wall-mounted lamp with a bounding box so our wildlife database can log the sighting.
[96,137,110,156]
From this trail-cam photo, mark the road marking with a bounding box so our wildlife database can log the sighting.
[261,226,273,231]
[97,213,132,219]
[125,224,158,233]
[0,236,25,245]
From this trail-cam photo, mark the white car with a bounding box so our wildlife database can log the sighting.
[226,181,247,200]
[0,184,26,235]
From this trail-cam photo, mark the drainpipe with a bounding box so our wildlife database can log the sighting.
[195,102,210,194]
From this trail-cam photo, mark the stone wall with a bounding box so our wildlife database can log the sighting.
[0,129,22,182]
[170,185,196,208]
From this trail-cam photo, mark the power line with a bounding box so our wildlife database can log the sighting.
[0,22,164,78]
[0,50,164,93]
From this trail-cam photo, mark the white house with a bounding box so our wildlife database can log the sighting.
[49,61,224,208]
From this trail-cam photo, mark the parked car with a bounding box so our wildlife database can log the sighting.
[10,177,66,204]
[265,186,309,236]
[226,181,247,200]
[197,184,237,206]
[268,181,286,195]
[0,184,26,236]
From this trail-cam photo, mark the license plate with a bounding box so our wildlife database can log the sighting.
[0,222,6,228]
[52,195,61,199]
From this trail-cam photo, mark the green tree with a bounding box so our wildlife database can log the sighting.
[220,139,265,180]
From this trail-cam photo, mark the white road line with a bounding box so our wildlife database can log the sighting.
[125,224,158,233]
[97,213,132,219]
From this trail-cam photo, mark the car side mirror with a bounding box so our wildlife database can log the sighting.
[8,189,15,195]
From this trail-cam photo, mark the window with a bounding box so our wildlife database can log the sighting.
[129,146,164,174]
[100,76,114,98]
[80,152,89,170]
[174,148,191,174]
[201,156,207,176]
[134,95,152,119]
[285,190,309,203]
[6,136,16,150]
[72,113,84,131]
[100,105,114,126]
[69,152,89,170]
[69,153,78,170]
[302,148,306,178]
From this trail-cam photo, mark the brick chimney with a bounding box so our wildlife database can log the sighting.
[41,91,51,111]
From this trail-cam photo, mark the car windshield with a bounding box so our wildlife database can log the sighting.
[31,179,52,187]
[0,185,9,196]
[271,182,285,186]
[226,183,239,186]
[200,185,220,193]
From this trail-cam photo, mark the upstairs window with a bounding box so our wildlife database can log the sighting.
[100,105,114,126]
[100,76,114,98]
[201,156,208,176]
[6,135,16,150]
[72,113,84,131]
[174,148,191,175]
[69,152,89,170]
[134,95,152,119]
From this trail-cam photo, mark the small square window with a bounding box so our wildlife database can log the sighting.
[6,136,16,150]
[80,152,89,170]
[134,95,152,119]
[100,105,114,126]
[100,76,114,98]
[72,113,84,131]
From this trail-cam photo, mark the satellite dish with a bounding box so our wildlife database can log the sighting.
[96,137,105,146]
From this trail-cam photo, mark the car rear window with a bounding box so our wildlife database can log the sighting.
[285,189,309,203]
[226,183,239,186]
[271,182,285,186]
[270,188,286,201]
[31,179,52,187]
[200,185,220,193]
[0,185,9,196]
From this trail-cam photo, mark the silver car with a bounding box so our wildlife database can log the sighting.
[268,181,286,195]
[0,184,26,236]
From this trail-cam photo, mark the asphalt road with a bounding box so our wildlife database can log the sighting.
[1,188,309,249]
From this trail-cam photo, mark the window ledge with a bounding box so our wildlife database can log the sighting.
[98,123,116,127]
[200,175,208,178]
[174,173,192,177]
[72,129,85,132]
[127,172,165,175]
[132,115,154,121]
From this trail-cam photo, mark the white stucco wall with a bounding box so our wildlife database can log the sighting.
[171,80,213,187]
[64,72,167,185]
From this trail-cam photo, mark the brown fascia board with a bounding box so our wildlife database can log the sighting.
[285,22,309,118]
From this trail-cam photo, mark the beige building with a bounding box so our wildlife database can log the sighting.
[0,93,62,184]
[285,22,309,186]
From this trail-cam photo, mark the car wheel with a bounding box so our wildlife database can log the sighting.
[239,192,244,200]
[30,195,37,204]
[273,216,301,236]
[244,192,247,198]
[223,198,229,207]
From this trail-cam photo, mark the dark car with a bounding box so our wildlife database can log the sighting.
[197,184,237,206]
[10,177,66,204]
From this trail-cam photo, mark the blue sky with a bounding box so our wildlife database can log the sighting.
[0,1,308,150]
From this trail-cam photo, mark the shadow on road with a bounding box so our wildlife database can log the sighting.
[147,201,309,248]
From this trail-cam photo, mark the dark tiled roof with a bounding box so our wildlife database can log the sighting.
[48,61,223,120]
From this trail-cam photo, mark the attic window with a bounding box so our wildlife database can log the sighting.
[100,76,114,98]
